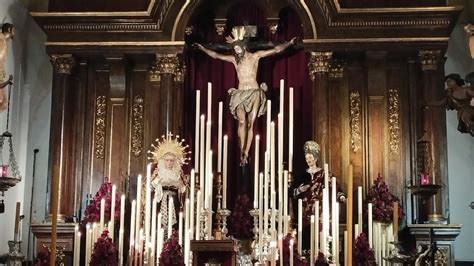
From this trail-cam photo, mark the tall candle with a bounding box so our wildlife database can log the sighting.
[195,191,202,240]
[264,152,269,236]
[100,198,105,232]
[129,200,136,258]
[347,165,354,266]
[190,169,195,240]
[168,197,174,238]
[254,135,260,208]
[258,173,264,254]
[205,121,211,188]
[119,195,125,266]
[178,211,183,245]
[324,164,329,190]
[200,115,205,190]
[150,198,157,266]
[278,113,283,180]
[289,239,294,266]
[157,212,162,251]
[310,215,315,266]
[279,79,284,116]
[218,101,223,172]
[344,230,348,266]
[270,122,276,205]
[283,170,289,235]
[315,201,320,254]
[266,100,271,151]
[85,224,92,265]
[335,203,340,265]
[195,90,201,171]
[110,185,116,241]
[279,234,283,266]
[331,177,337,258]
[145,164,151,249]
[297,199,303,254]
[368,202,373,248]
[223,136,228,209]
[289,87,294,172]
[207,82,212,123]
[358,186,363,235]
[208,173,214,239]
[135,175,142,248]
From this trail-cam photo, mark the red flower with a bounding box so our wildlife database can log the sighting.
[82,181,121,227]
[229,194,254,239]
[366,174,405,223]
[159,230,185,265]
[353,233,376,265]
[277,233,308,266]
[90,230,118,266]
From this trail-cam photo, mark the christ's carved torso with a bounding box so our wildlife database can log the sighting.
[233,52,260,90]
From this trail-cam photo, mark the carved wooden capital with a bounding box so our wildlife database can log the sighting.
[418,50,441,71]
[308,52,333,79]
[149,54,182,81]
[50,54,76,74]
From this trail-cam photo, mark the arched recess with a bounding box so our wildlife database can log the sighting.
[168,0,318,41]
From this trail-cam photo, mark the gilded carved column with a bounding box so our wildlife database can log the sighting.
[48,54,76,221]
[308,51,333,164]
[149,54,184,135]
[418,50,447,222]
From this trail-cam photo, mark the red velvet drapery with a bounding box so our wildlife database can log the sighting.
[183,4,313,208]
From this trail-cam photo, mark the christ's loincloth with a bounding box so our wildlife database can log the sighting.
[228,83,267,119]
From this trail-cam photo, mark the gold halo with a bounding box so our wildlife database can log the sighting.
[148,133,191,165]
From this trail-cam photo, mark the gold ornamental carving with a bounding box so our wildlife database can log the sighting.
[308,52,333,79]
[433,247,449,265]
[50,54,75,74]
[418,50,441,71]
[329,59,345,80]
[388,89,400,155]
[131,95,144,157]
[149,54,181,82]
[349,91,362,152]
[94,96,107,159]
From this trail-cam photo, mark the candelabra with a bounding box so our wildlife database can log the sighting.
[201,209,213,240]
[217,208,231,239]
[249,209,260,259]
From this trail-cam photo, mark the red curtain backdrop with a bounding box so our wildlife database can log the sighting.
[183,3,313,207]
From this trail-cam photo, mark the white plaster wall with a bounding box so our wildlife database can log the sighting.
[0,0,51,260]
[445,0,474,262]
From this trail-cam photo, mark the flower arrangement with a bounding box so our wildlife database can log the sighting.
[278,233,308,266]
[366,174,405,223]
[90,230,118,266]
[33,244,65,266]
[353,233,376,266]
[82,180,121,226]
[228,194,253,239]
[159,230,184,266]
[315,252,329,266]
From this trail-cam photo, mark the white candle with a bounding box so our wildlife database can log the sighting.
[217,101,223,172]
[110,185,116,241]
[135,175,142,248]
[223,136,228,209]
[355,223,359,239]
[178,211,183,245]
[358,186,363,235]
[129,200,136,257]
[271,191,276,229]
[310,215,315,266]
[270,122,276,206]
[289,239,294,266]
[150,198,157,265]
[258,173,264,254]
[157,227,164,257]
[315,200,320,254]
[344,230,348,266]
[184,200,190,265]
[195,90,200,171]
[368,202,373,248]
[279,79,284,116]
[100,198,105,232]
[266,100,271,151]
[331,177,337,258]
[322,187,329,255]
[157,213,162,257]
[74,225,80,266]
[254,135,260,209]
[200,115,205,191]
[207,82,212,124]
[279,234,283,266]
[283,170,289,235]
[289,87,294,172]
[335,203,340,265]
[168,197,174,238]
[85,223,92,265]
[190,169,195,240]
[324,164,329,190]
[264,152,269,236]
[145,164,151,251]
[208,173,214,239]
[205,150,213,209]
[205,121,211,186]
[195,191,202,240]
[297,199,303,254]
[118,195,125,265]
